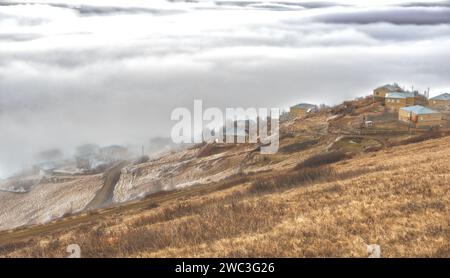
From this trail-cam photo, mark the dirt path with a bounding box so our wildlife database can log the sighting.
[84,161,129,210]
[0,171,270,247]
[341,134,388,147]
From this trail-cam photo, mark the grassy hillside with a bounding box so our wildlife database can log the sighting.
[0,98,449,257]
[1,135,448,257]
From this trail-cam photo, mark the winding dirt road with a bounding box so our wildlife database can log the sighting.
[84,161,129,210]
[0,171,261,247]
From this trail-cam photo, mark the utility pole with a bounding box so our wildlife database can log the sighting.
[361,115,366,135]
[408,112,412,134]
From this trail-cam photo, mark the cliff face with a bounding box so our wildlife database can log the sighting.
[113,162,164,203]
[112,144,258,203]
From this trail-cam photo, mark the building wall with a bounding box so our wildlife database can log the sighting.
[406,97,416,106]
[385,98,406,111]
[398,110,441,127]
[398,109,412,122]
[416,113,442,128]
[429,99,450,109]
[385,97,415,111]
[373,88,390,102]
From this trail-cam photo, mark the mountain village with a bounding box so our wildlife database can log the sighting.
[291,84,450,132]
[0,84,449,258]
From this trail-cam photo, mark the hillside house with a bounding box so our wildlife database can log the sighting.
[290,103,317,117]
[385,91,416,111]
[429,93,450,109]
[33,161,57,176]
[373,83,402,102]
[74,145,128,171]
[399,105,441,128]
[76,154,110,171]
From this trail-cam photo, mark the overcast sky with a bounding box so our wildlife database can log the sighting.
[1,0,450,177]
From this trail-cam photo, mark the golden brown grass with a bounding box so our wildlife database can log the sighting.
[1,136,449,258]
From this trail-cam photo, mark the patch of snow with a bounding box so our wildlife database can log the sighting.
[0,175,104,231]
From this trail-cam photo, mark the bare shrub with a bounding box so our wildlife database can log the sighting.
[249,166,334,194]
[74,197,286,257]
[393,132,442,146]
[0,241,30,254]
[134,155,149,165]
[197,144,234,158]
[295,151,350,170]
[279,139,319,153]
[364,146,383,153]
[279,132,295,140]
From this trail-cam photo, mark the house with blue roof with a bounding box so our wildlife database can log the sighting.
[385,91,418,111]
[429,93,450,109]
[399,105,442,128]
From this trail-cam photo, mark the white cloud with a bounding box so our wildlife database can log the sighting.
[1,0,450,178]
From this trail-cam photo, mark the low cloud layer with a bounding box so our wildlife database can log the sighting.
[1,0,450,177]
[315,6,450,25]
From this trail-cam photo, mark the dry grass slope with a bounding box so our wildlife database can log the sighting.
[1,135,449,258]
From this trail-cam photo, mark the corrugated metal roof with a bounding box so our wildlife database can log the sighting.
[400,105,438,115]
[291,103,317,109]
[385,91,415,99]
[430,93,450,101]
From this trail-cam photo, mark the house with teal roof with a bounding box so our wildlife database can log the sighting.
[399,105,442,128]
